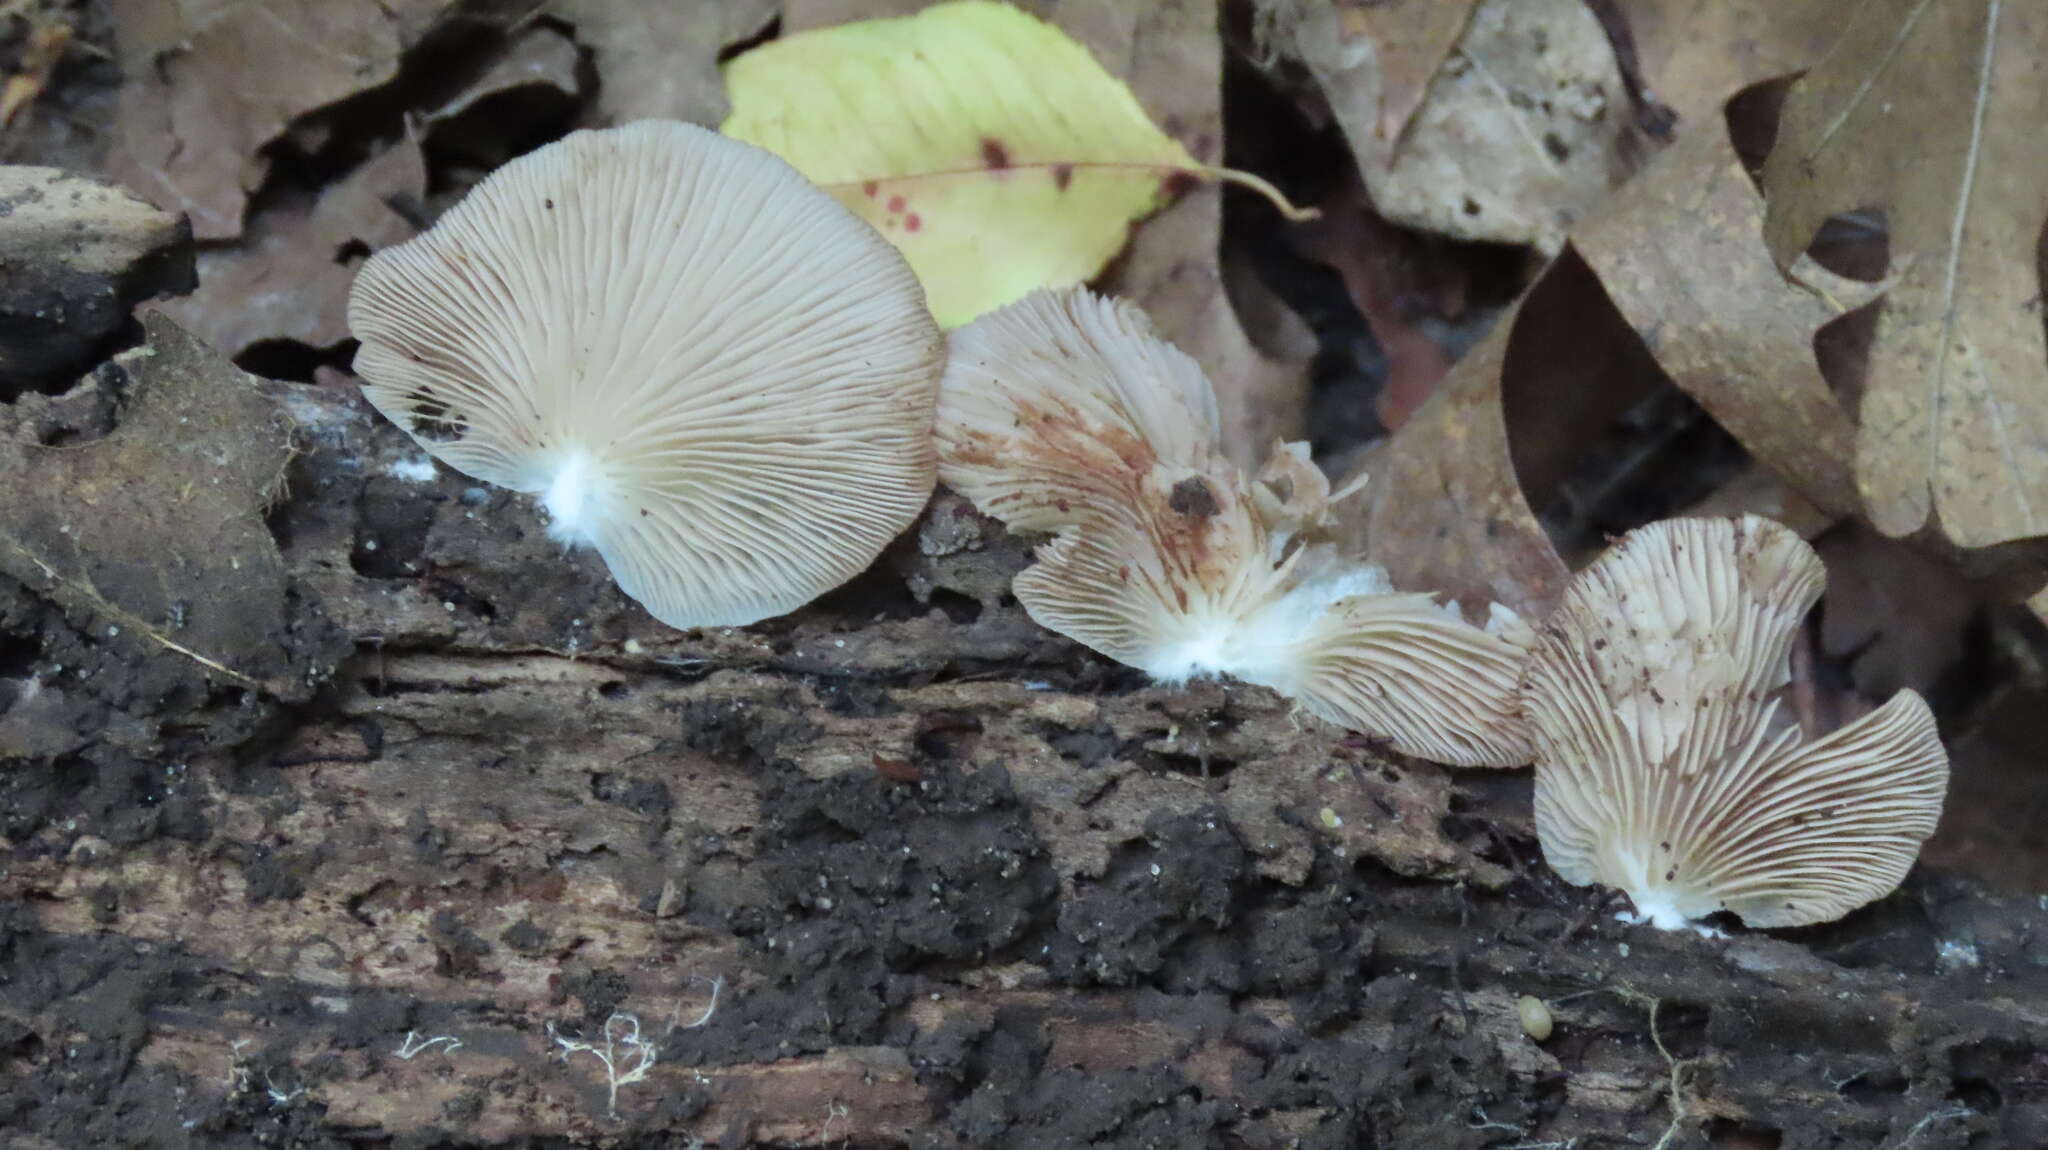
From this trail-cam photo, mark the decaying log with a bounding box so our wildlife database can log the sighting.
[3,296,2047,1150]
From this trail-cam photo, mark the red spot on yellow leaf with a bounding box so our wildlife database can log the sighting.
[905,212,922,232]
[863,181,879,197]
[980,137,1010,169]
[887,194,906,213]
[1052,164,1074,191]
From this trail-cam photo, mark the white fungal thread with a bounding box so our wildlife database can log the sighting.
[387,457,439,483]
[549,1013,661,1118]
[223,1038,252,1093]
[393,1031,463,1060]
[821,1099,851,1144]
[263,1071,305,1107]
[666,973,725,1034]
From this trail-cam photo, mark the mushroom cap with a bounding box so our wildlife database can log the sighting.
[938,287,1530,766]
[348,120,943,629]
[1524,515,1948,929]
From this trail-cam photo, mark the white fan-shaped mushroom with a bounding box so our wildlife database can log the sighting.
[938,287,1530,767]
[347,121,943,629]
[1524,515,1949,930]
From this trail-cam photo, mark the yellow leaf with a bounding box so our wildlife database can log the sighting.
[721,0,1308,329]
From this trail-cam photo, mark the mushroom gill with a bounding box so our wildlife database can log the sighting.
[937,287,1531,767]
[1523,515,1949,930]
[348,120,943,630]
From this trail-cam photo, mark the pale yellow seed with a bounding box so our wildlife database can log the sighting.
[1517,994,1554,1042]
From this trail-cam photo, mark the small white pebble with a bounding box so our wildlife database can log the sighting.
[623,638,644,654]
[1618,943,1631,958]
[1517,995,1554,1041]
[1149,863,1161,877]
[834,639,845,648]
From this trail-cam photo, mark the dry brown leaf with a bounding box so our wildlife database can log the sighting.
[1344,0,1475,143]
[159,136,424,361]
[425,22,582,159]
[1624,0,1844,124]
[1255,0,1475,145]
[1291,173,1468,434]
[1680,465,1833,539]
[1573,113,1859,519]
[1337,101,1916,614]
[788,0,1308,466]
[1815,523,1987,701]
[1334,272,1576,621]
[0,313,336,750]
[0,18,70,129]
[552,0,777,127]
[106,0,453,240]
[1762,0,2048,550]
[1278,0,1634,249]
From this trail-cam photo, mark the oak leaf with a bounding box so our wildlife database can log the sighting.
[1761,0,2048,550]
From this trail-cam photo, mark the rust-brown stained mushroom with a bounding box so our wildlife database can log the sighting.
[347,121,943,629]
[1523,515,1949,930]
[936,287,1531,767]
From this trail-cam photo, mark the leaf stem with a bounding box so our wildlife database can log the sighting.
[823,160,1320,223]
[1189,164,1321,222]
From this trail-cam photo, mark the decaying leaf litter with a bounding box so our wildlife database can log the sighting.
[3,0,2048,1146]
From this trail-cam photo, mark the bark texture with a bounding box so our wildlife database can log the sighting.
[2,322,2046,1150]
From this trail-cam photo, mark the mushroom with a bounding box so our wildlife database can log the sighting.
[1523,515,1948,930]
[937,287,1531,766]
[347,121,944,629]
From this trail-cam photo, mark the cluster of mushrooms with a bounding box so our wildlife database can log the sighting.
[348,121,1949,935]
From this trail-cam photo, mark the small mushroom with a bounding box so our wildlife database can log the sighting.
[347,121,943,629]
[1523,515,1948,930]
[1516,995,1553,1042]
[937,287,1531,766]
